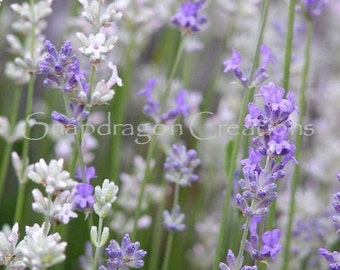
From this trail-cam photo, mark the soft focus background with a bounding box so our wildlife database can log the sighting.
[1,0,340,269]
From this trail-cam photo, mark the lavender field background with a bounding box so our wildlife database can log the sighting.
[1,0,340,269]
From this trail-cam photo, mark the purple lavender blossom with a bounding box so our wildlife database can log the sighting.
[235,82,297,216]
[303,0,327,18]
[51,102,89,128]
[137,78,160,117]
[138,79,190,123]
[163,205,186,231]
[39,40,87,92]
[164,143,200,187]
[245,216,282,261]
[223,45,274,88]
[171,0,207,32]
[73,166,96,211]
[99,234,147,270]
[319,248,340,270]
[219,249,257,270]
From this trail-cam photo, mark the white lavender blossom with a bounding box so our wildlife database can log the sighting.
[28,158,76,194]
[11,151,33,184]
[78,0,122,28]
[163,205,186,231]
[91,62,122,106]
[16,222,66,270]
[77,32,117,64]
[93,179,119,217]
[32,189,78,224]
[4,0,53,83]
[0,117,36,143]
[0,223,25,269]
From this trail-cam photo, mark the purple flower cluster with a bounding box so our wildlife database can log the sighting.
[39,40,87,92]
[99,234,147,270]
[332,174,340,227]
[171,0,207,33]
[302,0,327,18]
[72,166,96,211]
[163,143,200,187]
[137,78,190,123]
[219,249,257,270]
[223,45,274,88]
[163,205,186,231]
[319,173,340,269]
[245,216,282,261]
[235,82,297,217]
[39,40,90,128]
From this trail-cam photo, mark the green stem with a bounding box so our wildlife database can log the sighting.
[131,134,157,239]
[92,217,104,270]
[283,0,296,93]
[14,74,35,224]
[281,18,313,270]
[212,89,252,269]
[161,184,180,270]
[109,34,135,182]
[235,216,251,270]
[131,35,185,239]
[0,87,21,203]
[148,189,167,270]
[213,1,271,267]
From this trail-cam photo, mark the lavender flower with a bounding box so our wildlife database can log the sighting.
[235,82,297,216]
[164,143,200,187]
[73,166,96,211]
[39,40,87,92]
[16,222,67,269]
[137,79,190,123]
[332,173,340,228]
[171,0,207,33]
[319,248,340,270]
[302,0,327,18]
[163,205,186,231]
[245,216,282,261]
[99,234,147,270]
[51,102,90,128]
[219,249,257,270]
[223,45,274,88]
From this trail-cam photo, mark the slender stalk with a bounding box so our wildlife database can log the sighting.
[131,134,157,239]
[109,33,135,181]
[0,87,21,203]
[13,74,35,223]
[213,0,271,267]
[92,217,104,270]
[131,35,185,239]
[281,18,313,270]
[148,189,167,270]
[283,0,296,93]
[161,184,180,270]
[235,216,251,270]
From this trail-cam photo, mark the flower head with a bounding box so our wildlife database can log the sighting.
[94,179,119,218]
[16,222,66,269]
[164,143,200,187]
[163,205,186,231]
[171,0,207,33]
[319,248,340,270]
[99,234,147,269]
[302,0,327,18]
[28,158,76,194]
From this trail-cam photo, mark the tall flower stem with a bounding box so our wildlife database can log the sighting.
[281,18,313,270]
[92,216,104,270]
[283,0,296,93]
[161,184,180,270]
[131,36,185,239]
[14,74,36,223]
[109,31,135,182]
[0,86,21,203]
[235,216,251,270]
[213,1,271,267]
